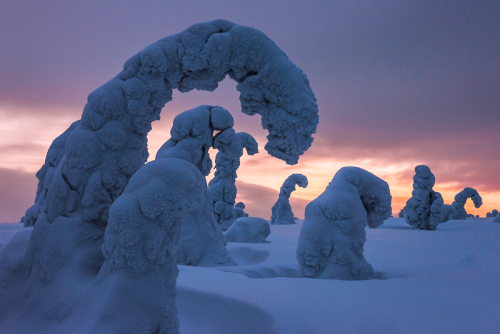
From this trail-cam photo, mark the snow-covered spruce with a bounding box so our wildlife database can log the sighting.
[24,121,80,227]
[450,188,482,220]
[93,158,206,334]
[155,105,235,266]
[487,212,492,217]
[494,214,500,223]
[296,167,392,280]
[271,174,308,225]
[208,130,258,231]
[404,165,446,230]
[232,202,249,220]
[224,217,270,243]
[35,19,318,233]
[398,208,405,218]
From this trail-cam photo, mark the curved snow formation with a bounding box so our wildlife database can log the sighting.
[404,165,445,230]
[93,158,206,334]
[296,167,392,280]
[271,174,308,225]
[232,202,249,220]
[209,131,258,231]
[451,187,482,220]
[224,217,271,243]
[156,105,235,266]
[24,121,80,227]
[35,19,318,232]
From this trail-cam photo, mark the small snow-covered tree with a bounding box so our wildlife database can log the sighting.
[296,167,392,280]
[208,131,258,231]
[451,187,483,220]
[271,174,308,225]
[404,165,446,230]
[232,202,248,220]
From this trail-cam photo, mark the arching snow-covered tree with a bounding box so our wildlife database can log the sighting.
[450,187,483,220]
[24,121,80,227]
[208,131,258,231]
[296,167,392,280]
[271,174,308,225]
[155,105,235,266]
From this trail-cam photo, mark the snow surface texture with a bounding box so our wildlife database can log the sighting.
[93,158,206,334]
[403,165,446,230]
[271,174,308,225]
[24,121,80,227]
[34,19,318,233]
[232,202,249,220]
[296,167,392,280]
[224,217,271,243]
[155,105,235,267]
[208,131,258,231]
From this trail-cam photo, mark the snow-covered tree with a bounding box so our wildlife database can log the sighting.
[271,174,308,225]
[224,217,271,243]
[208,131,258,230]
[296,167,392,280]
[155,105,236,266]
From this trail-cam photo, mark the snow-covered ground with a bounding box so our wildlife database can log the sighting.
[1,218,499,333]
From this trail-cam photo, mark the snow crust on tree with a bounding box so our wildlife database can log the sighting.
[93,158,206,334]
[34,19,318,233]
[208,131,258,231]
[296,167,392,280]
[271,174,308,225]
[232,202,249,220]
[450,187,483,220]
[24,121,80,227]
[404,165,446,230]
[155,105,235,267]
[224,217,270,243]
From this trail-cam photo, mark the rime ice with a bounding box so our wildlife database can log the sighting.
[296,167,392,280]
[271,174,308,225]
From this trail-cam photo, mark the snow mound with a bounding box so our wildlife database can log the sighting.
[224,217,271,243]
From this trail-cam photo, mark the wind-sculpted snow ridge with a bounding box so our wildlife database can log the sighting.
[271,174,308,225]
[451,187,482,220]
[404,165,446,230]
[94,158,206,334]
[23,121,80,227]
[296,167,392,280]
[224,217,271,243]
[233,202,249,220]
[156,105,235,267]
[35,19,318,234]
[209,131,258,231]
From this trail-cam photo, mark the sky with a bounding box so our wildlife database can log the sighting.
[0,0,499,222]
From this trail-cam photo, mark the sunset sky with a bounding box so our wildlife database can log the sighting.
[1,0,499,222]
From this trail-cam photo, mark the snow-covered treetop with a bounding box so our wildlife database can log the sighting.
[412,165,435,191]
[279,174,308,197]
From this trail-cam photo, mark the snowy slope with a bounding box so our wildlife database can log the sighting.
[1,218,499,333]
